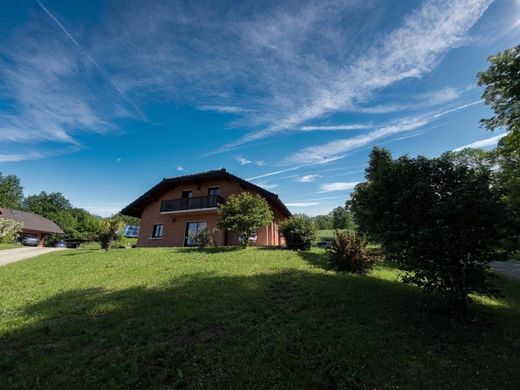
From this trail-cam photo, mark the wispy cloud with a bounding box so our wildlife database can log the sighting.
[176,166,184,171]
[298,174,321,182]
[300,124,371,131]
[216,0,492,151]
[286,118,429,165]
[236,156,252,165]
[256,182,279,190]
[199,105,253,114]
[319,182,360,192]
[286,202,320,207]
[453,133,506,151]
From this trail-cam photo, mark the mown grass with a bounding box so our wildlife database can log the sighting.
[0,248,519,389]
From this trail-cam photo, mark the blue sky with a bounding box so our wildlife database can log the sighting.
[0,0,518,216]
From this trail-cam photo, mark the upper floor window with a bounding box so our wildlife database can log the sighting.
[208,187,220,196]
[152,224,164,238]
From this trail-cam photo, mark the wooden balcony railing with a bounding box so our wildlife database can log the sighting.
[160,195,225,213]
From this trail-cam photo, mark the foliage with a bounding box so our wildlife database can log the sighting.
[478,44,520,133]
[98,217,126,251]
[478,45,520,253]
[111,236,137,249]
[218,192,273,247]
[0,248,519,389]
[0,217,22,244]
[279,215,317,250]
[311,213,333,230]
[332,206,356,230]
[23,191,100,240]
[0,172,24,209]
[328,230,373,273]
[194,227,216,248]
[350,147,504,311]
[114,213,141,227]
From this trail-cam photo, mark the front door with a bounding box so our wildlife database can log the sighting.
[185,221,208,246]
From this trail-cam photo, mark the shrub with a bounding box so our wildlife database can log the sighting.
[0,217,22,244]
[280,215,317,251]
[218,193,273,248]
[328,230,373,273]
[350,147,504,311]
[194,227,216,249]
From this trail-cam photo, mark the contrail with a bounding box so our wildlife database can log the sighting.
[35,0,141,115]
[434,100,483,118]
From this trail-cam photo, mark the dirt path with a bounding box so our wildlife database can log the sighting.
[0,247,65,267]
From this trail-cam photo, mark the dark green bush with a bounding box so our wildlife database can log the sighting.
[280,215,317,251]
[329,230,373,273]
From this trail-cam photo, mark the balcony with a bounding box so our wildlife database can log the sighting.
[160,195,225,213]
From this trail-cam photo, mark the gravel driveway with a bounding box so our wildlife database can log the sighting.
[0,247,65,267]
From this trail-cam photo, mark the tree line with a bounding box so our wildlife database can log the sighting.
[0,175,139,243]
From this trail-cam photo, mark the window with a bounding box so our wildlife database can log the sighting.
[124,225,140,238]
[152,224,164,238]
[208,186,220,196]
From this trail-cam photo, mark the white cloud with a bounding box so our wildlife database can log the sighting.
[319,182,360,192]
[453,133,506,151]
[236,156,252,165]
[300,124,370,131]
[0,151,44,163]
[176,166,184,171]
[217,0,492,151]
[286,202,320,207]
[286,118,429,165]
[255,160,265,166]
[199,105,253,114]
[256,182,278,190]
[298,174,321,182]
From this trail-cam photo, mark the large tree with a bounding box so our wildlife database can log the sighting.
[478,45,520,247]
[0,172,24,209]
[332,206,356,230]
[218,192,273,247]
[350,147,504,311]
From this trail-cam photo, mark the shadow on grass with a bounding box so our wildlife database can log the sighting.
[1,269,519,389]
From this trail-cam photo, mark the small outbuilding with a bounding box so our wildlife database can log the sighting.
[0,207,64,246]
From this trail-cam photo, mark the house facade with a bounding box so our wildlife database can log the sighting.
[121,169,291,247]
[0,207,64,246]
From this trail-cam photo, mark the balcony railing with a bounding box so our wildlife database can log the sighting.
[160,195,225,213]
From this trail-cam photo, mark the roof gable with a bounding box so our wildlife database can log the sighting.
[120,168,291,218]
[0,208,64,234]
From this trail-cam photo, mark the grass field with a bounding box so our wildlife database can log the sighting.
[318,229,334,241]
[0,248,519,388]
[0,242,21,250]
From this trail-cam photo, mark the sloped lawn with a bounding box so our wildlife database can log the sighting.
[0,248,519,389]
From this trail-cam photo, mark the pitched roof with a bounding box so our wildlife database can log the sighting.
[120,168,292,218]
[0,208,64,234]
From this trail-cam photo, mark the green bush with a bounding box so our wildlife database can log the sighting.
[280,215,317,251]
[0,217,22,244]
[328,230,373,273]
[194,227,216,249]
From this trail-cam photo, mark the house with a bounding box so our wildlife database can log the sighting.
[0,207,64,246]
[121,169,291,247]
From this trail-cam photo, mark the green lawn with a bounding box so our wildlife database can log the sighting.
[0,248,519,389]
[318,229,334,241]
[0,242,21,250]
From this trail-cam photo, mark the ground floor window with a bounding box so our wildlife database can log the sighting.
[152,224,164,238]
[185,221,207,246]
